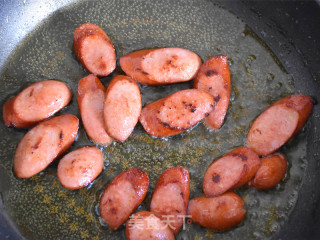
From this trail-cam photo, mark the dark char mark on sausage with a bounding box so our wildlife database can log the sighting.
[206,70,218,77]
[232,153,247,161]
[59,131,63,147]
[31,137,42,150]
[214,95,221,103]
[212,174,220,183]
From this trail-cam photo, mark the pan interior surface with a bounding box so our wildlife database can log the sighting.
[0,0,311,239]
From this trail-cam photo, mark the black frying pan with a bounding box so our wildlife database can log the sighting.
[0,0,319,239]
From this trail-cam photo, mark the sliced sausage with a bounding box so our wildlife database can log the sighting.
[249,153,287,190]
[3,80,72,128]
[247,94,314,156]
[203,153,247,197]
[14,114,79,178]
[229,147,261,188]
[156,89,215,130]
[104,75,141,142]
[77,74,112,145]
[246,103,299,156]
[150,167,190,235]
[203,147,260,196]
[43,114,79,154]
[140,89,214,136]
[139,99,184,137]
[126,211,175,240]
[57,147,103,190]
[73,23,116,77]
[120,48,201,85]
[194,55,231,130]
[188,192,246,230]
[99,168,149,230]
[274,94,314,135]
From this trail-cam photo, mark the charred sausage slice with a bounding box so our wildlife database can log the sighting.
[229,147,261,188]
[57,146,104,190]
[139,99,184,137]
[194,55,231,130]
[120,48,201,85]
[203,146,261,197]
[13,114,79,178]
[203,153,247,197]
[150,166,190,235]
[73,23,116,77]
[99,168,149,230]
[77,74,112,145]
[140,89,214,136]
[156,89,215,130]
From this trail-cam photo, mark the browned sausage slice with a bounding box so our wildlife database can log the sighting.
[77,74,113,145]
[247,94,314,156]
[274,94,313,134]
[249,153,287,190]
[229,147,261,188]
[246,104,299,156]
[150,167,190,235]
[156,89,215,130]
[139,99,184,137]
[43,114,79,154]
[194,55,231,130]
[99,168,149,230]
[73,23,116,77]
[104,75,141,142]
[13,114,79,178]
[126,211,175,240]
[57,147,103,190]
[3,80,72,128]
[203,153,247,197]
[120,48,201,85]
[188,192,246,230]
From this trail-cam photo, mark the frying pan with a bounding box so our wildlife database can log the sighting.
[0,0,319,239]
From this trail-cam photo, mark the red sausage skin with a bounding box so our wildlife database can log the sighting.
[99,168,149,230]
[74,23,116,77]
[194,55,231,130]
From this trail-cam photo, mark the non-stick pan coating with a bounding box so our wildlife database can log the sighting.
[0,0,319,239]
